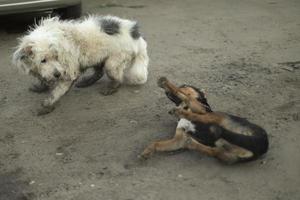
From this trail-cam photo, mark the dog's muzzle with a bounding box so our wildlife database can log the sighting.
[53,71,61,79]
[165,91,182,106]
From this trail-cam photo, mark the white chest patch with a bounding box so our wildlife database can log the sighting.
[177,118,196,133]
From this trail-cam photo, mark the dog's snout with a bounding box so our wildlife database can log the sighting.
[157,77,168,88]
[54,71,61,78]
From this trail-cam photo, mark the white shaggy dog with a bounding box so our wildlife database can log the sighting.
[13,15,149,115]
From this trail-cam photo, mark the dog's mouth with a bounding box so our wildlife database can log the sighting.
[165,91,182,106]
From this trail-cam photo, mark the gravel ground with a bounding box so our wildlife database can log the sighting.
[0,0,299,199]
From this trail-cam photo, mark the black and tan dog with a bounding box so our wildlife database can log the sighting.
[141,77,269,164]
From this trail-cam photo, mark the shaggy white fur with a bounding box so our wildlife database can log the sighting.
[13,15,149,114]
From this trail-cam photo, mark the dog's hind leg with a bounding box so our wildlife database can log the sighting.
[185,137,254,164]
[185,137,220,157]
[124,39,149,85]
[29,80,49,93]
[75,62,105,88]
[100,56,125,96]
[100,77,121,96]
[214,139,254,163]
[141,128,188,159]
[185,137,238,164]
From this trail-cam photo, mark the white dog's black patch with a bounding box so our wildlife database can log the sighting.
[100,18,120,35]
[130,23,140,39]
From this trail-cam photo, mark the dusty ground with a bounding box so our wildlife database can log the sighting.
[0,0,300,199]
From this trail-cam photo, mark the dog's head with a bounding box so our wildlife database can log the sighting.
[12,17,78,84]
[165,84,212,112]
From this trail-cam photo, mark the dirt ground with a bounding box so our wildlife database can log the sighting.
[0,0,299,199]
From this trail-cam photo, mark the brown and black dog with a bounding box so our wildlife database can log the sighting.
[141,77,269,164]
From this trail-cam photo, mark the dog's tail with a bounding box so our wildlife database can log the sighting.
[124,38,149,85]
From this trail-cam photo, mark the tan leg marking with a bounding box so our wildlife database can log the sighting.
[141,128,188,159]
[215,139,254,160]
[174,109,224,125]
[185,137,249,164]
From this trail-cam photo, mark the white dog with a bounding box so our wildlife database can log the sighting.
[13,15,149,115]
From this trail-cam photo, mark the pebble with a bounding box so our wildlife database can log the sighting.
[260,160,267,165]
[29,180,35,185]
[281,66,294,72]
[129,120,138,125]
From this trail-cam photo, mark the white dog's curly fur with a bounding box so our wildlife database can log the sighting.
[13,15,149,115]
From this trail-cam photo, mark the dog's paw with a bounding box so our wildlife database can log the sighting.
[157,77,168,88]
[29,83,49,93]
[140,148,154,160]
[75,76,98,88]
[36,105,55,116]
[183,134,193,147]
[100,87,118,96]
[218,152,239,165]
[42,99,53,108]
[137,154,148,160]
[168,108,180,116]
[139,153,150,160]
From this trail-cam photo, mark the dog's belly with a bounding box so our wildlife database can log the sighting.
[177,118,196,132]
[177,119,220,147]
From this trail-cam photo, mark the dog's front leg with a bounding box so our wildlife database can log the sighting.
[170,108,224,125]
[37,80,73,115]
[29,80,49,93]
[140,128,188,159]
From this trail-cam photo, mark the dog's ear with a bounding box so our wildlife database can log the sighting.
[12,44,34,74]
[23,45,33,57]
[14,45,33,60]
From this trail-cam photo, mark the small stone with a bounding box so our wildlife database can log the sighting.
[56,152,63,156]
[292,113,299,121]
[177,174,183,178]
[281,66,294,72]
[260,160,266,165]
[133,90,140,94]
[29,180,35,185]
[190,183,196,187]
[90,184,95,187]
[129,120,138,125]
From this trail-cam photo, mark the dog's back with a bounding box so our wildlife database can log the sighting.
[220,114,269,157]
[188,113,269,159]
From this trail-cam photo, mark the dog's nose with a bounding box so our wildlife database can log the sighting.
[54,71,61,78]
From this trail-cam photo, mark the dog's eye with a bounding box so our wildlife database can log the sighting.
[41,59,47,63]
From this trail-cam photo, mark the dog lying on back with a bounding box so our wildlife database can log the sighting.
[13,15,149,115]
[141,77,269,164]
